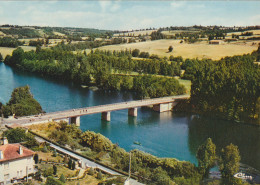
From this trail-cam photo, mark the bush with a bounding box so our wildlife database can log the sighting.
[80,131,113,152]
[53,165,57,175]
[4,128,27,143]
[46,176,64,185]
[88,167,94,175]
[42,145,48,153]
[168,46,173,52]
[43,167,54,177]
[72,161,76,170]
[132,49,140,57]
[33,154,39,164]
[97,171,103,180]
[68,158,72,169]
[59,174,66,183]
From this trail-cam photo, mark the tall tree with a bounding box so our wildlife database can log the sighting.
[168,46,173,52]
[219,144,240,179]
[196,138,216,177]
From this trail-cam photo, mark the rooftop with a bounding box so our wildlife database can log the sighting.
[0,143,35,162]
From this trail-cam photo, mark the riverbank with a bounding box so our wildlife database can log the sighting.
[173,99,260,126]
[25,121,199,184]
[0,62,259,172]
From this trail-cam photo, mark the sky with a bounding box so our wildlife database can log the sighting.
[0,0,259,31]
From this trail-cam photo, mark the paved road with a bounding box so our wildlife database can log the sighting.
[35,136,144,185]
[3,95,189,125]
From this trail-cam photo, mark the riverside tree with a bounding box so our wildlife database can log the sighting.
[2,85,43,117]
[219,144,240,180]
[196,138,216,178]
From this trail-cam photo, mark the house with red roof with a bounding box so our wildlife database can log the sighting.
[0,138,35,184]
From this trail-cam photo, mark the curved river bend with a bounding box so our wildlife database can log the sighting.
[0,63,259,170]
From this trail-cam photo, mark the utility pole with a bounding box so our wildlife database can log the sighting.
[128,152,131,179]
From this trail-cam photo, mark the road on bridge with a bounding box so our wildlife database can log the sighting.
[3,95,189,125]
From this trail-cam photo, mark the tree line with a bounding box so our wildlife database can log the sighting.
[0,37,24,47]
[0,28,41,38]
[4,47,186,99]
[182,48,260,124]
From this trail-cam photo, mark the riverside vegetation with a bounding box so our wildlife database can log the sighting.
[3,47,186,99]
[27,121,247,185]
[182,45,260,124]
[2,43,260,124]
[0,85,43,118]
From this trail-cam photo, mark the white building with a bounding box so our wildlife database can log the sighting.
[0,138,35,184]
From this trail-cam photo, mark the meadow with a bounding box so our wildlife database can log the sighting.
[99,39,259,60]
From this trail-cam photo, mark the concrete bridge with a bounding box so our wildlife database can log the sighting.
[3,95,190,126]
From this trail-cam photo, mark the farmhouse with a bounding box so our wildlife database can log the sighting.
[209,40,224,45]
[0,138,35,184]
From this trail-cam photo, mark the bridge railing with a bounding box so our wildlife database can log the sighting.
[44,95,190,116]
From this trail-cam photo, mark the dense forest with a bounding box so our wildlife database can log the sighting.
[182,47,260,124]
[0,37,24,47]
[4,47,186,98]
[0,85,43,117]
[0,28,41,38]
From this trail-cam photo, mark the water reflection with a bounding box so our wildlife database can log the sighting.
[188,116,260,170]
[1,63,259,171]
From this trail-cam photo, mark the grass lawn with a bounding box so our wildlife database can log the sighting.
[37,151,64,163]
[66,175,101,185]
[177,78,191,94]
[37,162,78,178]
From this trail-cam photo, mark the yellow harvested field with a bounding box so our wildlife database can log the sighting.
[0,46,36,58]
[250,29,260,35]
[114,29,157,37]
[0,31,6,36]
[53,31,66,36]
[161,30,199,36]
[226,30,260,36]
[99,39,258,60]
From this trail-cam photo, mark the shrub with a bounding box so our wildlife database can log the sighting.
[46,176,64,185]
[43,167,54,177]
[59,174,66,183]
[42,145,48,153]
[88,167,94,175]
[53,165,57,175]
[33,154,39,164]
[97,171,103,180]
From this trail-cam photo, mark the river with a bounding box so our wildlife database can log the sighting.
[0,62,259,170]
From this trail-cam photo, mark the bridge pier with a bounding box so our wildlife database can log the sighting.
[128,108,138,117]
[101,112,111,121]
[69,116,80,126]
[153,103,174,112]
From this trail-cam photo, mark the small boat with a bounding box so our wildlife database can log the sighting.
[81,85,88,88]
[133,141,141,145]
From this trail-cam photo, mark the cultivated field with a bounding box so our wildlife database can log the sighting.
[0,46,36,58]
[226,29,260,36]
[114,29,157,37]
[161,30,200,36]
[53,31,66,36]
[99,39,259,60]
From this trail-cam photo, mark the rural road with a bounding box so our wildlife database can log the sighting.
[35,136,144,185]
